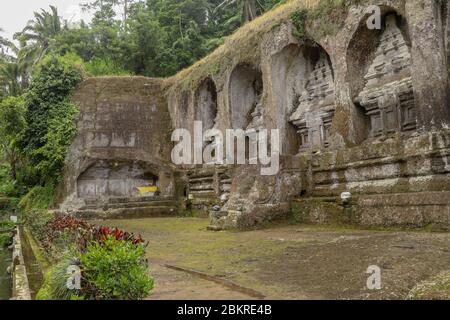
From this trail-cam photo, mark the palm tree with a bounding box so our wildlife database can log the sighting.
[0,28,9,52]
[216,0,265,24]
[0,61,22,97]
[0,28,16,61]
[14,6,62,73]
[0,29,22,97]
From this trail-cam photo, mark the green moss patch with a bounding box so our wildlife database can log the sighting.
[407,271,450,300]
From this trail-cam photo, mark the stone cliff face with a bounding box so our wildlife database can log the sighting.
[57,77,177,213]
[59,0,450,229]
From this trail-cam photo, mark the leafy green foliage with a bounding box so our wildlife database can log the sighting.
[85,57,131,76]
[36,252,82,300]
[0,164,16,197]
[48,0,284,77]
[14,5,62,79]
[0,219,15,247]
[19,184,55,213]
[0,97,26,181]
[0,196,18,248]
[291,9,308,39]
[307,0,363,39]
[4,1,285,81]
[19,54,82,185]
[81,237,153,300]
[0,233,12,247]
[19,184,55,242]
[35,215,152,300]
[0,61,23,97]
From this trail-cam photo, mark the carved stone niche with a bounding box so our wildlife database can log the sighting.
[228,64,264,163]
[289,51,335,152]
[354,14,416,138]
[195,78,218,150]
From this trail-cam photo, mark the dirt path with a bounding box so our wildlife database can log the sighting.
[96,218,450,300]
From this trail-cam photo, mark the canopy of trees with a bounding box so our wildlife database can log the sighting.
[1,0,284,84]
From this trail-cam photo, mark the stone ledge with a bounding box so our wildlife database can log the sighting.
[10,227,32,300]
[357,191,450,207]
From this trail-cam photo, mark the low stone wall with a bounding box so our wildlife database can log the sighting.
[291,191,450,230]
[10,227,31,300]
[356,192,450,230]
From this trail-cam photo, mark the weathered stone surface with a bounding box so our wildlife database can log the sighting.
[11,228,31,301]
[290,51,336,150]
[356,191,450,229]
[355,14,416,138]
[59,1,450,229]
[291,198,346,225]
[57,77,178,216]
[406,0,449,131]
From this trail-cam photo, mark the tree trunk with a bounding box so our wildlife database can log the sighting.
[123,0,128,31]
[11,161,17,181]
[242,0,258,23]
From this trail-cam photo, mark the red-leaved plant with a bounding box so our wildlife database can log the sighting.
[92,226,146,246]
[42,215,147,254]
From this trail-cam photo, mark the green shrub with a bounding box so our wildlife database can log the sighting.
[0,232,13,247]
[0,220,15,230]
[31,100,79,180]
[36,252,82,300]
[0,163,25,198]
[21,209,54,242]
[0,219,14,247]
[19,54,82,186]
[0,197,10,210]
[81,237,153,300]
[291,9,308,39]
[85,58,131,76]
[19,184,55,213]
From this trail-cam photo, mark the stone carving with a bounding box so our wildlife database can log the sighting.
[77,161,157,199]
[355,14,416,138]
[244,94,265,163]
[60,3,450,230]
[195,80,219,156]
[246,94,264,131]
[289,52,336,151]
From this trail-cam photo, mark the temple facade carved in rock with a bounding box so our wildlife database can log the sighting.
[355,14,415,138]
[57,0,450,230]
[289,51,336,151]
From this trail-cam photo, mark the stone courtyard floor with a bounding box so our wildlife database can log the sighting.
[96,218,450,300]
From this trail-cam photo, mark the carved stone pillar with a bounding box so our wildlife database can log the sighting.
[406,1,450,130]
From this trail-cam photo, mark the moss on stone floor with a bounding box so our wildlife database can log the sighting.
[407,271,450,300]
[96,218,450,299]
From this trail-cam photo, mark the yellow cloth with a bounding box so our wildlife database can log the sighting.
[137,186,158,194]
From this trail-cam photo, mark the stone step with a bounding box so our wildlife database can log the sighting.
[188,171,215,178]
[190,190,216,197]
[84,196,174,205]
[81,200,177,210]
[75,206,178,220]
[357,191,450,207]
[189,176,214,183]
[190,186,214,192]
[220,185,231,192]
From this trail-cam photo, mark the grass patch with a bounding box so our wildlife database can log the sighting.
[18,184,55,214]
[23,226,52,272]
